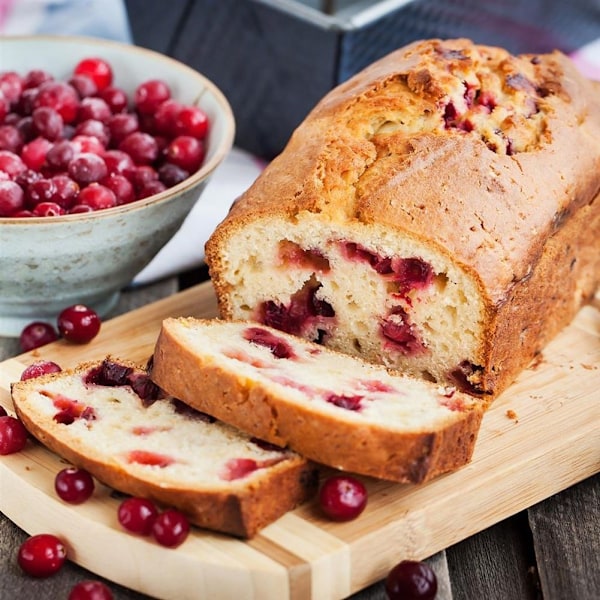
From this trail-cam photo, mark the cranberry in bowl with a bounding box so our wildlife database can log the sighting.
[0,35,234,336]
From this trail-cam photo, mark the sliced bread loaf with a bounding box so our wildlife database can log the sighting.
[11,358,318,538]
[150,318,485,483]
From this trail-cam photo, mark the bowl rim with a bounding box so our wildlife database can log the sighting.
[0,34,236,224]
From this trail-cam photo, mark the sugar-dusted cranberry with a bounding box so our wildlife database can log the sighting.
[68,153,108,185]
[46,140,76,170]
[74,58,113,91]
[74,119,110,147]
[0,149,27,177]
[0,71,24,104]
[71,134,105,155]
[0,180,25,215]
[55,467,95,504]
[151,508,190,548]
[34,81,80,123]
[26,177,55,207]
[134,79,171,115]
[107,112,138,145]
[119,131,158,165]
[23,69,53,89]
[17,533,67,577]
[57,304,101,343]
[77,184,117,210]
[19,321,58,351]
[165,135,205,172]
[0,124,24,152]
[318,474,367,522]
[117,496,159,535]
[99,86,128,113]
[0,415,29,454]
[68,74,98,99]
[31,106,64,141]
[20,360,62,380]
[78,97,111,123]
[68,580,114,600]
[384,560,438,600]
[49,174,79,209]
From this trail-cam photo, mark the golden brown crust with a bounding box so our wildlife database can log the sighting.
[11,360,318,538]
[150,320,484,484]
[205,38,600,399]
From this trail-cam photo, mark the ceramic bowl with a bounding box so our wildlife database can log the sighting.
[0,35,235,337]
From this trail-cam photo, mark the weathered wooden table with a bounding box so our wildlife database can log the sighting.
[1,269,598,600]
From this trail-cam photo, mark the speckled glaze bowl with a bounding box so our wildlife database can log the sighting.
[0,35,235,336]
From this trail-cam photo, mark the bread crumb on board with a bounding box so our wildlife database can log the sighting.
[506,409,519,423]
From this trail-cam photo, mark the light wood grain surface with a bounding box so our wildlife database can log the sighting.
[1,278,598,600]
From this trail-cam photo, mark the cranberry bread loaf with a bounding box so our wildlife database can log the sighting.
[150,317,484,484]
[205,38,600,400]
[11,358,318,538]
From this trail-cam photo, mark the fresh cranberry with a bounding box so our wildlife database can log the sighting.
[173,105,209,138]
[165,135,205,172]
[68,580,114,600]
[55,467,95,504]
[119,131,158,165]
[0,180,25,215]
[318,475,367,521]
[46,140,76,170]
[151,508,190,548]
[21,137,53,171]
[99,86,128,113]
[0,71,24,104]
[0,124,24,152]
[101,173,134,204]
[68,74,98,99]
[68,153,108,184]
[74,58,113,91]
[136,179,166,199]
[26,177,56,208]
[74,119,110,147]
[384,560,438,600]
[0,415,28,454]
[49,174,79,209]
[23,69,53,89]
[101,149,134,175]
[154,99,182,135]
[117,497,159,536]
[78,97,112,123]
[34,81,80,123]
[57,304,101,343]
[134,80,171,115]
[31,106,64,140]
[70,134,105,155]
[77,184,117,210]
[20,360,62,380]
[32,201,65,217]
[107,112,138,145]
[127,164,158,191]
[158,162,189,187]
[17,533,67,577]
[19,321,58,351]
[0,149,27,177]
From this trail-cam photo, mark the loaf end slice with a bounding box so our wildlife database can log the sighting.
[11,358,318,538]
[150,318,486,484]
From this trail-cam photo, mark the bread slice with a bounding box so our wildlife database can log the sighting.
[150,317,485,484]
[11,358,318,538]
[205,38,600,400]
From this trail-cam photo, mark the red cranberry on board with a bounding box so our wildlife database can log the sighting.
[151,508,190,548]
[117,497,159,536]
[20,360,62,381]
[19,321,58,352]
[0,415,28,454]
[68,580,114,600]
[55,467,95,504]
[17,533,67,577]
[57,304,101,344]
[384,560,438,600]
[318,474,368,522]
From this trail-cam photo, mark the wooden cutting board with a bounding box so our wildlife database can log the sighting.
[1,282,599,600]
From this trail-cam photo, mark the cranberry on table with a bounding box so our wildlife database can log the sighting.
[385,560,438,600]
[117,496,159,536]
[151,508,190,548]
[57,304,101,344]
[19,321,58,352]
[20,360,62,381]
[55,467,95,504]
[17,533,67,577]
[318,474,368,522]
[0,415,28,454]
[69,580,114,600]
